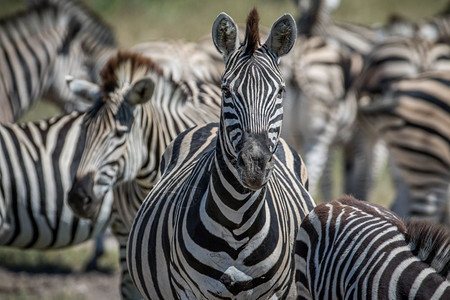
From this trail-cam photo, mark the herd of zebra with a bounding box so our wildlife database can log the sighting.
[0,0,449,299]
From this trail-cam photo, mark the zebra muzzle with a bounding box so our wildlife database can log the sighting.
[68,172,101,220]
[237,134,274,190]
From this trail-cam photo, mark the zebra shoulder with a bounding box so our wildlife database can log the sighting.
[159,123,219,176]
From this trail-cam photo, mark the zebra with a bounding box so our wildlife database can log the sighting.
[0,49,220,299]
[359,70,450,224]
[65,51,222,299]
[280,34,358,202]
[130,39,224,84]
[0,1,116,123]
[126,9,315,299]
[355,36,450,104]
[0,0,117,271]
[286,0,392,203]
[296,195,450,299]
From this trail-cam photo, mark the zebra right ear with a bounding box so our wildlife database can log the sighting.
[66,76,102,102]
[212,12,240,61]
[125,78,155,106]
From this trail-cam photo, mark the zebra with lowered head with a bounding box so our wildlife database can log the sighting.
[126,9,315,299]
[0,49,220,299]
[296,196,450,299]
[66,51,222,299]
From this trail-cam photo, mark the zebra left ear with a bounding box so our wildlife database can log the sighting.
[264,14,297,58]
[125,78,155,106]
[212,12,240,61]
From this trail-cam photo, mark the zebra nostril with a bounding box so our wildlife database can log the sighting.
[83,197,92,206]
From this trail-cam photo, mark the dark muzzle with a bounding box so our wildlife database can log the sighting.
[237,133,274,190]
[68,172,100,219]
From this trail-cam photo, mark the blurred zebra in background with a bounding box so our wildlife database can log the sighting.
[127,10,315,299]
[284,0,384,202]
[296,196,450,298]
[0,2,95,122]
[281,35,357,202]
[23,0,117,83]
[66,51,222,299]
[360,70,450,224]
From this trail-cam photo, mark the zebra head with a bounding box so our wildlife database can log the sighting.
[68,52,157,219]
[212,9,296,190]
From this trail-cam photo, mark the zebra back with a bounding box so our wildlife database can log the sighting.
[297,196,450,299]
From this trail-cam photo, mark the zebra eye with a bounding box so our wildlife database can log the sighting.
[116,124,129,138]
[277,88,284,98]
[116,130,127,138]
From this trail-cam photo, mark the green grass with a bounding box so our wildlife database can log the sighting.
[0,243,118,273]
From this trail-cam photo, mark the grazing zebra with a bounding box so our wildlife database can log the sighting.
[66,51,222,299]
[126,9,315,299]
[296,196,450,299]
[0,1,116,123]
[360,70,450,224]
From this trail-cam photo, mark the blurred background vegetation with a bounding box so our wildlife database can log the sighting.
[0,0,448,298]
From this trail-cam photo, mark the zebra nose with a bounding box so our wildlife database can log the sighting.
[68,173,98,219]
[237,135,274,190]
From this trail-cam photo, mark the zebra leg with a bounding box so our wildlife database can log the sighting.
[304,141,332,199]
[319,149,334,202]
[389,161,411,219]
[343,130,387,201]
[111,219,142,300]
[85,232,106,271]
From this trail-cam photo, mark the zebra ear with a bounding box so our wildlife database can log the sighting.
[125,78,155,106]
[212,12,240,61]
[264,14,297,58]
[66,76,102,102]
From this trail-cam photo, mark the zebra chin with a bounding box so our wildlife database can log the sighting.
[238,169,273,190]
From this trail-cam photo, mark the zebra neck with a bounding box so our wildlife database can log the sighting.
[204,130,267,236]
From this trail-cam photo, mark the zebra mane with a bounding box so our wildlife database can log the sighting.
[406,219,450,277]
[243,8,260,55]
[100,51,164,96]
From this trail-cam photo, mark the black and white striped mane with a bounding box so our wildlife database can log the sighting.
[406,220,450,277]
[243,8,260,55]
